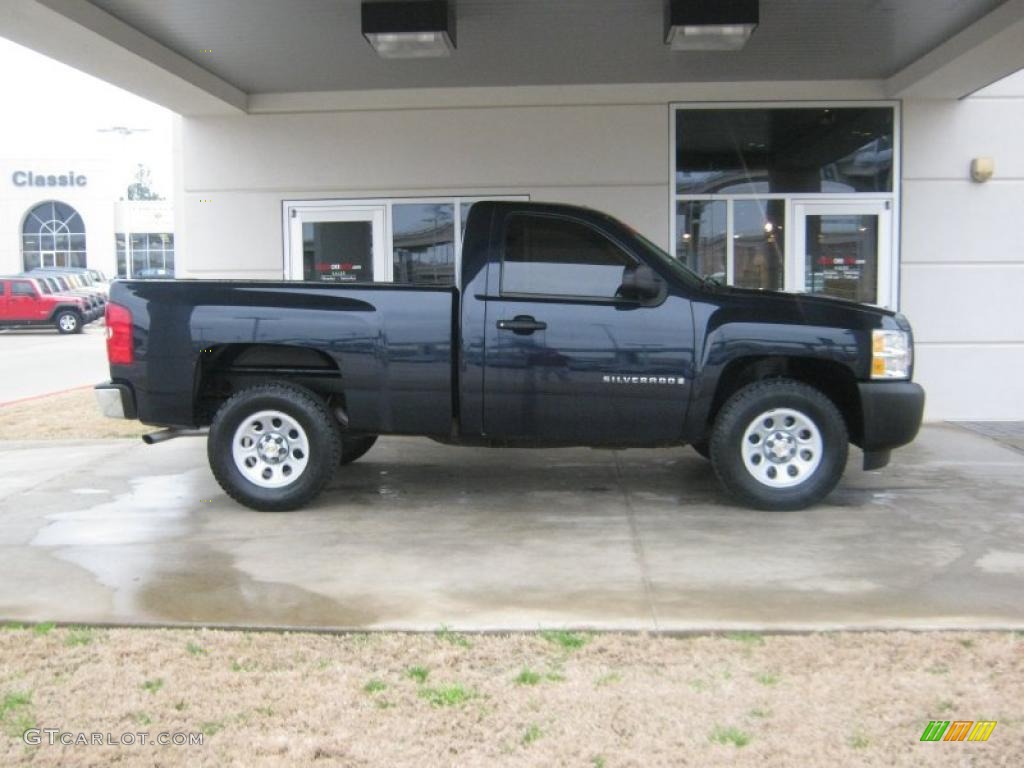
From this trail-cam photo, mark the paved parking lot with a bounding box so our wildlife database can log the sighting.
[1,424,1021,631]
[0,324,108,404]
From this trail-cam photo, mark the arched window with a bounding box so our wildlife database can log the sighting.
[21,201,87,270]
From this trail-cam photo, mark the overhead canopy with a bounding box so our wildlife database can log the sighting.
[2,0,1023,115]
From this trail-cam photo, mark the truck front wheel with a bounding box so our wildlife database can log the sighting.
[208,383,341,512]
[709,379,848,511]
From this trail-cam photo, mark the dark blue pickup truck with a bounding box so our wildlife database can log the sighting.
[96,201,924,512]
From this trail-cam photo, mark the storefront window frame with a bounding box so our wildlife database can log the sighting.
[669,101,901,309]
[282,195,529,287]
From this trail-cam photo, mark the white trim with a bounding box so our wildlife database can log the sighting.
[668,100,902,310]
[793,199,894,308]
[249,81,887,115]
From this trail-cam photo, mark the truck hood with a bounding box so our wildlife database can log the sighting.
[705,283,908,331]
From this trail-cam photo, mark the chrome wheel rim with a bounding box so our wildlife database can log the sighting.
[741,408,823,489]
[59,314,77,331]
[231,409,310,489]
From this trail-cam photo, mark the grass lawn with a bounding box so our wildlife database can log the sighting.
[0,389,149,440]
[0,625,1020,766]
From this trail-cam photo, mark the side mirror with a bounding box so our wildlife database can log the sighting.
[619,264,663,301]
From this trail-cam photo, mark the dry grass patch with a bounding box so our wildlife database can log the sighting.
[0,626,1021,766]
[0,388,150,440]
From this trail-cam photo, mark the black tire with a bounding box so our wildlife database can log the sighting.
[208,382,341,512]
[691,440,711,460]
[55,310,82,334]
[709,379,848,511]
[340,435,378,466]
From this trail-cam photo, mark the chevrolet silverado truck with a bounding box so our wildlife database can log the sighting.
[95,201,924,512]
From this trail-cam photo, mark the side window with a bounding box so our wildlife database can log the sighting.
[501,214,636,298]
[0,281,7,296]
[11,281,36,297]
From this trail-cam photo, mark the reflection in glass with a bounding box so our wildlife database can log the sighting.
[302,221,373,283]
[676,107,894,194]
[676,200,726,282]
[393,203,455,285]
[805,214,878,304]
[734,200,784,291]
[116,234,127,277]
[502,214,635,298]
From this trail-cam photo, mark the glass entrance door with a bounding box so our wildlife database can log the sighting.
[287,207,386,282]
[793,200,893,307]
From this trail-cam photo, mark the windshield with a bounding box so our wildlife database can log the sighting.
[37,279,50,294]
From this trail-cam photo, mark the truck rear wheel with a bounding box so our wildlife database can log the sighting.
[709,379,848,511]
[208,383,341,512]
[340,435,377,465]
[55,310,82,334]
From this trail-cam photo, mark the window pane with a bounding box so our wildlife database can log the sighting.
[675,201,726,282]
[676,108,894,194]
[130,234,146,250]
[302,220,373,282]
[12,282,35,296]
[734,200,785,291]
[132,249,147,276]
[501,215,635,298]
[148,233,164,249]
[805,214,878,304]
[392,203,455,285]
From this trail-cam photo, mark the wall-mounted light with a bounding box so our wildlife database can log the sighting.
[665,0,759,51]
[362,1,456,59]
[970,157,995,183]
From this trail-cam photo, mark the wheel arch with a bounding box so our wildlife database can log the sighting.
[703,355,862,444]
[193,343,346,425]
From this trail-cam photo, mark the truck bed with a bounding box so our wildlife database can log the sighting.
[108,280,455,435]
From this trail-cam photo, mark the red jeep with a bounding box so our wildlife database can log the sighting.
[0,277,90,334]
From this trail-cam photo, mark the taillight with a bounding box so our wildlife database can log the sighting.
[106,302,134,365]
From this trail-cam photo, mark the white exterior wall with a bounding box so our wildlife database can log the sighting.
[901,71,1024,421]
[0,159,120,277]
[176,79,1024,421]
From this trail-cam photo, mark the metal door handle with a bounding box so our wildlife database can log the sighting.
[497,315,547,334]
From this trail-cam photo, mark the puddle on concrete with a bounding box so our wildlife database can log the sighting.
[30,471,379,627]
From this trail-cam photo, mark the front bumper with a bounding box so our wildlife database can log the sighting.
[857,381,925,470]
[94,381,136,420]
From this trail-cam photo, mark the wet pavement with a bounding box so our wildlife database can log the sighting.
[1,425,1022,632]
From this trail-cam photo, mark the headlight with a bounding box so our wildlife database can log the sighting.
[872,330,911,379]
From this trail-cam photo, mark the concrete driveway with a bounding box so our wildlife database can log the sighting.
[0,325,108,403]
[0,425,1022,632]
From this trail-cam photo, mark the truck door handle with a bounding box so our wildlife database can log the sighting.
[497,315,547,335]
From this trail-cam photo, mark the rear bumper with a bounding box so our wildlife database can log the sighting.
[857,381,925,470]
[94,381,136,420]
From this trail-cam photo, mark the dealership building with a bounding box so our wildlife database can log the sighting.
[3,0,1022,420]
[0,157,175,279]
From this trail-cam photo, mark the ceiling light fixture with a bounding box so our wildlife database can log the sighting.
[665,0,759,51]
[362,1,456,59]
